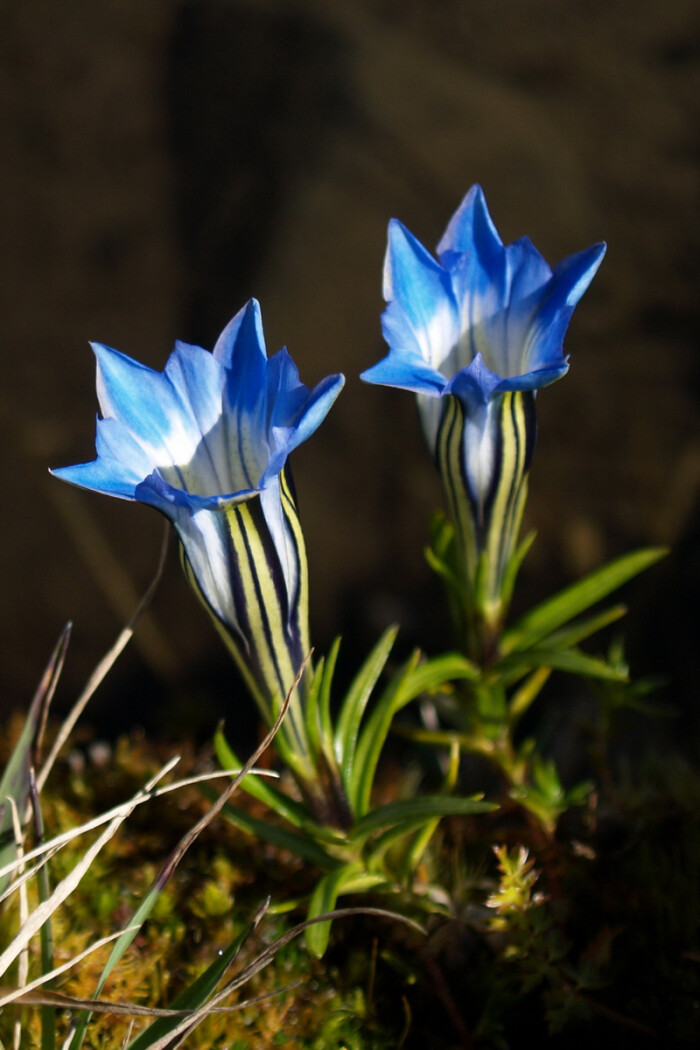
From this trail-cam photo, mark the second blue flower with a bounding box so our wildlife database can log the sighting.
[362,186,606,654]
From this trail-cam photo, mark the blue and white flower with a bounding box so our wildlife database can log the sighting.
[53,299,344,761]
[362,186,605,647]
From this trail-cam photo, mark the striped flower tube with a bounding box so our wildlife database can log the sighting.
[362,186,605,660]
[53,299,344,781]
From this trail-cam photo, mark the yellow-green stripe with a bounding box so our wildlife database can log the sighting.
[178,468,312,759]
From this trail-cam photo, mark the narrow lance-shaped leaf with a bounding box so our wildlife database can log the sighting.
[334,625,398,804]
[214,799,339,869]
[540,604,627,652]
[317,636,341,755]
[350,651,479,817]
[304,864,388,959]
[500,547,667,654]
[214,725,323,835]
[400,739,461,878]
[125,903,268,1050]
[347,795,495,847]
[303,653,326,764]
[489,646,630,687]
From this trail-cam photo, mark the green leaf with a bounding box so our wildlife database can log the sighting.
[510,755,594,833]
[370,816,455,859]
[125,909,264,1049]
[508,667,552,722]
[216,798,338,869]
[425,513,468,632]
[0,723,35,895]
[400,740,461,877]
[305,864,386,958]
[318,637,341,755]
[349,651,480,818]
[500,529,537,613]
[542,604,628,651]
[348,652,419,818]
[500,547,667,654]
[302,645,343,787]
[403,651,481,693]
[334,626,398,797]
[492,646,630,685]
[348,795,495,847]
[213,726,321,835]
[303,657,325,763]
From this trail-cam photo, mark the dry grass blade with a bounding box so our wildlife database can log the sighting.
[0,847,63,908]
[142,906,426,1050]
[0,624,72,897]
[151,652,308,890]
[1,989,237,1018]
[37,525,169,793]
[218,906,426,994]
[0,911,289,1020]
[53,665,306,1049]
[30,622,72,775]
[0,765,276,888]
[0,928,139,1009]
[9,797,27,1050]
[0,760,176,979]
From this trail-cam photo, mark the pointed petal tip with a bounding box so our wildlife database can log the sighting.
[582,240,607,269]
[559,240,608,306]
[437,183,503,259]
[386,217,443,265]
[239,296,262,322]
[360,353,446,396]
[386,216,415,251]
[89,340,112,359]
[213,297,267,365]
[387,215,408,236]
[463,183,486,210]
[311,369,345,408]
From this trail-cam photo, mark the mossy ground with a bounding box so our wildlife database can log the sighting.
[2,721,700,1049]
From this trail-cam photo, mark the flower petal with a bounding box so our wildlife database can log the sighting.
[261,352,345,486]
[437,184,502,262]
[522,242,607,372]
[51,416,156,502]
[363,186,605,643]
[447,353,505,408]
[383,219,460,374]
[360,348,446,397]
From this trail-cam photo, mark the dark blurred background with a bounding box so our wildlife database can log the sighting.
[1,0,697,740]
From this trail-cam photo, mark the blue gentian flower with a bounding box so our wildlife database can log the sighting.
[362,186,605,653]
[53,299,344,763]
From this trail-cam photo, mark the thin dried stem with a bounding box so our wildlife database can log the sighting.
[37,524,169,793]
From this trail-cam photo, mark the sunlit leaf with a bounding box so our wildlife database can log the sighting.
[334,626,397,800]
[125,905,266,1049]
[305,864,386,958]
[500,548,667,654]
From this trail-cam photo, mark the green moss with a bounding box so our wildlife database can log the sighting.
[3,727,700,1047]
